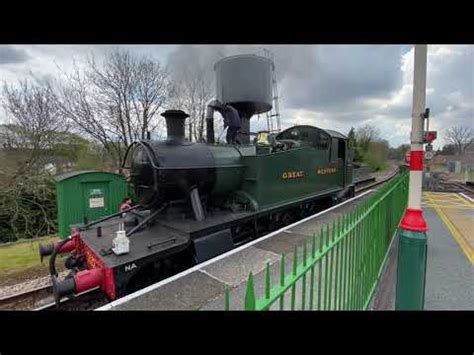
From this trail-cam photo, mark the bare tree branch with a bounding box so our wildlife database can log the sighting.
[445,125,473,155]
[0,78,65,241]
[1,79,69,175]
[57,48,171,168]
[355,124,380,152]
[169,67,214,142]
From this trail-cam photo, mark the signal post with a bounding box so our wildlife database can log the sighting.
[395,44,437,310]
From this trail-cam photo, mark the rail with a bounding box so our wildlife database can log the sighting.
[225,171,409,310]
[0,284,52,310]
[355,167,401,194]
[35,288,108,311]
[1,277,106,311]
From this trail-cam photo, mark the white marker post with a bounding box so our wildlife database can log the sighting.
[395,44,430,310]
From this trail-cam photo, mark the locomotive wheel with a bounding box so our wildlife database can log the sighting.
[299,202,315,219]
[232,222,256,244]
[281,212,293,227]
[268,213,283,231]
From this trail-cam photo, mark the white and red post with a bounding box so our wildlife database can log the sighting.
[395,44,430,310]
[400,44,429,230]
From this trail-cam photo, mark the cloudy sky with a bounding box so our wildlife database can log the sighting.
[0,44,472,148]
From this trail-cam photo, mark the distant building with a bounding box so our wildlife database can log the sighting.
[428,145,474,173]
[42,155,74,175]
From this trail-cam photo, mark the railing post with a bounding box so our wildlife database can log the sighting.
[245,272,257,310]
[224,286,230,311]
[227,174,408,311]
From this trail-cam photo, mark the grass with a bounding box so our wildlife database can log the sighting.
[0,236,62,287]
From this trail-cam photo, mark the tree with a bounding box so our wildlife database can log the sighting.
[169,67,213,142]
[1,79,68,175]
[364,140,389,171]
[440,143,456,155]
[347,127,356,145]
[355,125,380,153]
[51,132,103,172]
[351,124,389,171]
[0,78,67,242]
[347,127,360,161]
[445,125,473,155]
[0,169,57,242]
[388,144,410,160]
[57,49,172,169]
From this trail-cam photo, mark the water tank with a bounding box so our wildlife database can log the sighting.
[215,55,273,117]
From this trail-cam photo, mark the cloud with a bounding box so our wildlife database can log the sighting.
[0,44,472,149]
[276,45,410,111]
[164,45,413,137]
[280,45,473,148]
[401,45,474,147]
[0,45,31,65]
[0,45,176,86]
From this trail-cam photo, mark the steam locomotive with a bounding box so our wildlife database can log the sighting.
[39,55,355,304]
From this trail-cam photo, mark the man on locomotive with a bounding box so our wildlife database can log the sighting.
[209,100,241,144]
[120,197,132,213]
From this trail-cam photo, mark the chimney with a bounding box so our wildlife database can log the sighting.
[161,110,189,143]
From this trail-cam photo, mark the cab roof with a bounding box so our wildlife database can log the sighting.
[324,129,348,140]
[277,125,348,140]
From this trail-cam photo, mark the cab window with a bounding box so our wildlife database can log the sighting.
[276,126,330,150]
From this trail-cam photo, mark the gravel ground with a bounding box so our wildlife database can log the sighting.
[371,161,400,180]
[0,270,69,300]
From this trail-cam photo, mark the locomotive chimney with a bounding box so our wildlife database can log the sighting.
[161,110,189,143]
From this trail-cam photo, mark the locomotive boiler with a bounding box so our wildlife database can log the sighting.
[39,54,355,304]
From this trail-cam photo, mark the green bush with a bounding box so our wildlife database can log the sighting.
[361,141,389,171]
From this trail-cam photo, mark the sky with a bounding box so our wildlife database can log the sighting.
[0,44,472,148]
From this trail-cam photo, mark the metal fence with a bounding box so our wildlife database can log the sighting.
[225,171,409,310]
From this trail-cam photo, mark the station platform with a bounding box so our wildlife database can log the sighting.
[370,191,474,310]
[97,190,376,311]
[97,189,473,311]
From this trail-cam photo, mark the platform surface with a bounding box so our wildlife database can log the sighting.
[99,190,474,311]
[423,192,474,310]
[370,192,474,310]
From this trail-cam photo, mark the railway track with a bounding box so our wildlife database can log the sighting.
[354,176,376,189]
[0,272,107,311]
[35,288,109,311]
[438,181,474,195]
[0,284,53,310]
[355,167,400,194]
[2,169,400,311]
[423,171,474,196]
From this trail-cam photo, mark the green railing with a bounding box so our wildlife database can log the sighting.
[225,171,409,310]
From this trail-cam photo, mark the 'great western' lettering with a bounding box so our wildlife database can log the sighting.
[282,171,305,180]
[317,167,337,175]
